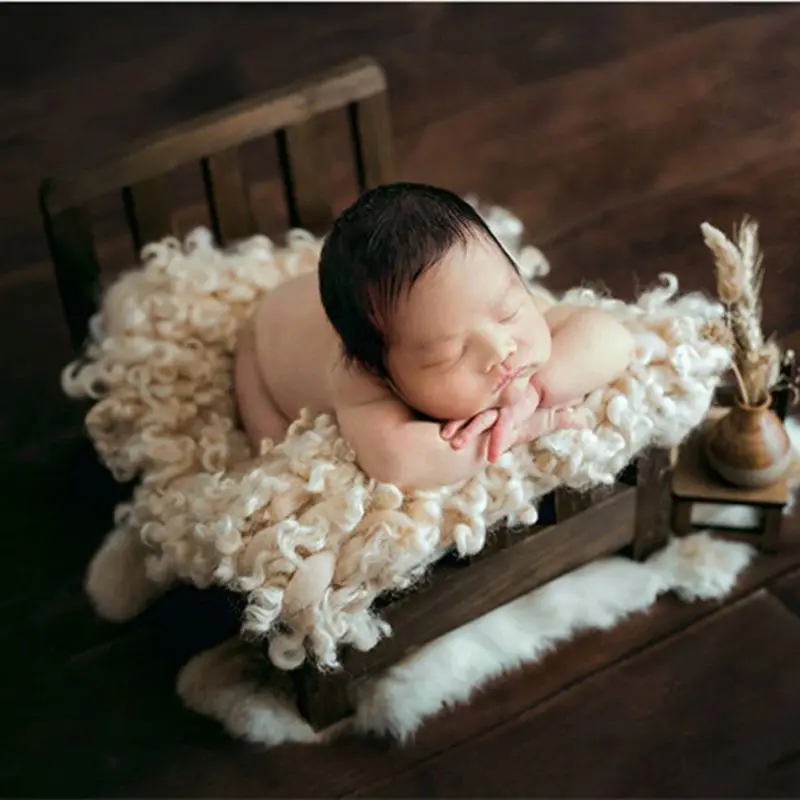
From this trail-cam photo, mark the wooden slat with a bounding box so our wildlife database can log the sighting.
[348,92,395,190]
[45,58,386,213]
[38,181,102,352]
[554,485,611,521]
[121,176,173,253]
[201,148,256,244]
[631,447,672,560]
[466,522,522,562]
[276,118,333,233]
[339,488,637,678]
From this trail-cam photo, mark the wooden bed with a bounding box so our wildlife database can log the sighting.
[40,57,748,731]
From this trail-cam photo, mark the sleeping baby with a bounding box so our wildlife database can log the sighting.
[234,183,635,490]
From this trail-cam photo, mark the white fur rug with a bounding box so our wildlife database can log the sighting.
[175,528,753,746]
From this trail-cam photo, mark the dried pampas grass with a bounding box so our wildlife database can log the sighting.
[701,217,782,407]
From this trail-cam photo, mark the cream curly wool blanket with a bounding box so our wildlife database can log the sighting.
[63,210,731,672]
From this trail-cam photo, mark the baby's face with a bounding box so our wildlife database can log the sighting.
[385,236,552,422]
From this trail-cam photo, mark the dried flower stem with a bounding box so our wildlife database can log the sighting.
[701,217,780,407]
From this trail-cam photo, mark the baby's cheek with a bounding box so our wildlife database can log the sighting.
[431,372,489,417]
[429,372,465,399]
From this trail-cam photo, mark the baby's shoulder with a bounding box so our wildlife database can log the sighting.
[328,357,394,408]
[256,272,318,316]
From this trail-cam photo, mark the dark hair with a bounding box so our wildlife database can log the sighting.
[318,182,516,379]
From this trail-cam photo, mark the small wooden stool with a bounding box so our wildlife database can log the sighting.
[671,411,788,552]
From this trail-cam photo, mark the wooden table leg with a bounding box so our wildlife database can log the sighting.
[671,498,693,535]
[760,506,785,553]
[631,449,672,561]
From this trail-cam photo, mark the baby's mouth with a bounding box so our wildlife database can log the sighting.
[494,364,534,394]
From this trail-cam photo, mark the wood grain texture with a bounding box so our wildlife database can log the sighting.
[554,485,611,521]
[276,118,334,233]
[1,5,777,273]
[121,175,174,252]
[631,447,672,560]
[201,148,257,244]
[349,93,395,189]
[770,566,800,619]
[360,593,800,798]
[42,57,386,213]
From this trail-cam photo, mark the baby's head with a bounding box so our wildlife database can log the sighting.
[319,183,551,421]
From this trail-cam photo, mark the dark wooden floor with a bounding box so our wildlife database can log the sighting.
[5,3,800,797]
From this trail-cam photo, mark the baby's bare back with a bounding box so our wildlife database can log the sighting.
[236,272,392,450]
[250,272,341,421]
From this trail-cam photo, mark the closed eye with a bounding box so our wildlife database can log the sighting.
[500,307,520,324]
[423,347,465,370]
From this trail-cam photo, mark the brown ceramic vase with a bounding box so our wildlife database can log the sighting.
[705,396,791,488]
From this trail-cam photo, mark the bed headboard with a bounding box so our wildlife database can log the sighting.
[38,56,394,351]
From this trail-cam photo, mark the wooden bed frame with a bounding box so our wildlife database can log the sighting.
[42,57,771,732]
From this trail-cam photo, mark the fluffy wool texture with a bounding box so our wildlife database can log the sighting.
[63,205,731,671]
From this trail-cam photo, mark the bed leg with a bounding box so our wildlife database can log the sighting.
[631,447,672,561]
[293,662,355,731]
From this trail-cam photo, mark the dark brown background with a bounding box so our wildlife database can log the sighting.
[4,3,800,797]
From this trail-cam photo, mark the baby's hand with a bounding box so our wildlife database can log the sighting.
[487,405,593,463]
[441,408,499,450]
[442,378,543,454]
[481,379,543,461]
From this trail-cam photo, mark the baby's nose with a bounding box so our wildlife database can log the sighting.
[478,323,515,367]
[486,336,516,369]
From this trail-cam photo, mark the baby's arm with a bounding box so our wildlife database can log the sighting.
[331,366,493,490]
[534,304,635,407]
[337,398,494,490]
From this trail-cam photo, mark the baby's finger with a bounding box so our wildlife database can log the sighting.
[468,409,498,436]
[440,420,464,440]
[452,409,498,449]
[488,411,514,462]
